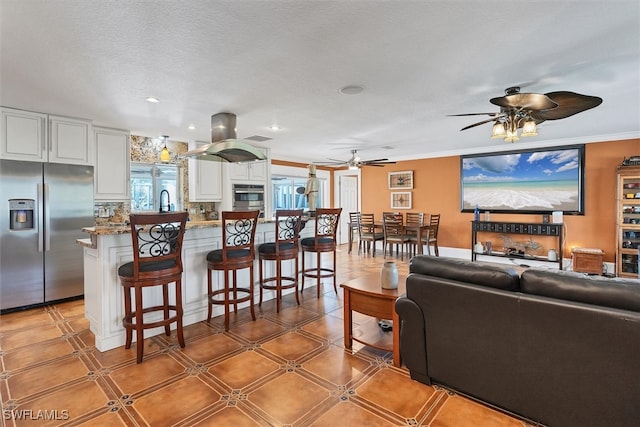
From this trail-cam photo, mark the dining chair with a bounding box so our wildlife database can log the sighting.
[348,211,361,254]
[425,213,441,256]
[405,212,425,256]
[359,213,384,256]
[382,213,410,260]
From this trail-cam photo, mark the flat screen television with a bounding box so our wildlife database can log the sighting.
[460,144,585,214]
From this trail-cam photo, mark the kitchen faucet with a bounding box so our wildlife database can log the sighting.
[159,190,170,213]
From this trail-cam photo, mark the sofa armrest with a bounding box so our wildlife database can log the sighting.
[395,296,431,385]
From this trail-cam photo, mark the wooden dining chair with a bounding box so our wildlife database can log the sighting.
[359,213,384,256]
[405,212,425,256]
[382,213,410,260]
[348,211,361,254]
[425,214,441,256]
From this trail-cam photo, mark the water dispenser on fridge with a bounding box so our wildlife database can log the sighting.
[9,199,35,230]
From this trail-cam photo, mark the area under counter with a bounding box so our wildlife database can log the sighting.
[82,219,313,352]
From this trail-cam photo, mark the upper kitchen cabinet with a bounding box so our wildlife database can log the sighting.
[188,141,222,201]
[0,108,92,165]
[1,108,47,161]
[225,147,270,182]
[228,161,268,181]
[49,115,93,165]
[94,126,130,201]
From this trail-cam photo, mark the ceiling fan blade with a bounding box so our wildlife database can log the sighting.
[362,161,396,166]
[534,91,603,120]
[490,93,558,110]
[460,117,499,131]
[447,112,500,117]
[360,158,389,163]
[314,160,346,165]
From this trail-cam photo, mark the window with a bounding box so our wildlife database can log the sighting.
[130,163,181,212]
[272,175,325,211]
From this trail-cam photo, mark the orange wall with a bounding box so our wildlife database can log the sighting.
[361,139,640,262]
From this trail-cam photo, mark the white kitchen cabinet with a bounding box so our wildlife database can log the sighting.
[228,161,267,181]
[227,149,268,182]
[188,141,223,201]
[1,108,47,161]
[0,108,92,165]
[49,115,92,165]
[94,126,130,201]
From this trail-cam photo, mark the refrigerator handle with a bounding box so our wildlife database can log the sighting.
[37,183,44,252]
[44,183,51,251]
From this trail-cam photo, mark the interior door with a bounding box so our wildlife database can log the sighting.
[337,175,358,244]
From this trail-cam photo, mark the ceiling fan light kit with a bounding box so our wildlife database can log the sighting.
[452,86,602,143]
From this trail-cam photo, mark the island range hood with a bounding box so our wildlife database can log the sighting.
[182,113,267,162]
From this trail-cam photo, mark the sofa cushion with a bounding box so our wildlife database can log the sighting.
[409,256,520,291]
[520,268,640,312]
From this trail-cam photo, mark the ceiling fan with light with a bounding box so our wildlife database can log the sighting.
[449,86,603,142]
[315,149,396,169]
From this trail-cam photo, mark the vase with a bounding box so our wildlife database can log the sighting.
[381,261,399,289]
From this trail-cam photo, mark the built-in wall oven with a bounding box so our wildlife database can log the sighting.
[232,184,265,217]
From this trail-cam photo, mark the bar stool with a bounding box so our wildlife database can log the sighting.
[301,207,342,297]
[206,210,260,331]
[258,209,303,313]
[118,211,188,364]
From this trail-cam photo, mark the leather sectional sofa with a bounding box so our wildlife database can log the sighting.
[395,256,640,427]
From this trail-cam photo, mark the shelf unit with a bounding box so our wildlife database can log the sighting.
[471,221,564,269]
[616,165,640,278]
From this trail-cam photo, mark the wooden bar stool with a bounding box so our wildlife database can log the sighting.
[258,209,303,312]
[301,208,342,297]
[206,210,260,331]
[118,211,188,363]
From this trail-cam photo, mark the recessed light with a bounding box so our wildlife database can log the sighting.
[145,97,160,103]
[187,124,196,130]
[339,85,365,95]
[269,124,280,131]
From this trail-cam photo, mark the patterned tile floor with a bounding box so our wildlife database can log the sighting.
[0,245,533,426]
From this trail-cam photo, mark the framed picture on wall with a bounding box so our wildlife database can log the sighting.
[391,192,412,209]
[388,171,413,189]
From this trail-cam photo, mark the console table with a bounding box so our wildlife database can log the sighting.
[471,221,564,269]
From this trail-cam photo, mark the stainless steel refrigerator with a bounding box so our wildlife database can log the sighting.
[0,159,94,311]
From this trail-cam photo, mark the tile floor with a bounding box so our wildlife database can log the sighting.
[0,244,533,426]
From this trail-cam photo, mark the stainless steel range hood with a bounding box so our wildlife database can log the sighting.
[182,113,266,162]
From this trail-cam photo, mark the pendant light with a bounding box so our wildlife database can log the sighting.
[160,135,170,162]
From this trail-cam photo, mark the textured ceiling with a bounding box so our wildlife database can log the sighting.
[1,1,639,164]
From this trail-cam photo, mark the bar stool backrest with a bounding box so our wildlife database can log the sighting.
[128,211,188,280]
[275,209,304,244]
[221,210,260,260]
[314,208,342,242]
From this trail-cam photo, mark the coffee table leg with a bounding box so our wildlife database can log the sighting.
[343,289,352,349]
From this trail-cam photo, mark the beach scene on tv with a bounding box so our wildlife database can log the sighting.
[462,148,582,212]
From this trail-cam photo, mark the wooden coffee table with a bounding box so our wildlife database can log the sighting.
[340,272,407,367]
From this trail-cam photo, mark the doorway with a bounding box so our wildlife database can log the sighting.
[334,171,360,245]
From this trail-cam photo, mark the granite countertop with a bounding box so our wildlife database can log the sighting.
[82,218,280,236]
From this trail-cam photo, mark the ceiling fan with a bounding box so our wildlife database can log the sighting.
[315,149,396,169]
[449,86,603,142]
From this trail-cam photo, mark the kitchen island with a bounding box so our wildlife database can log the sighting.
[80,218,314,352]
